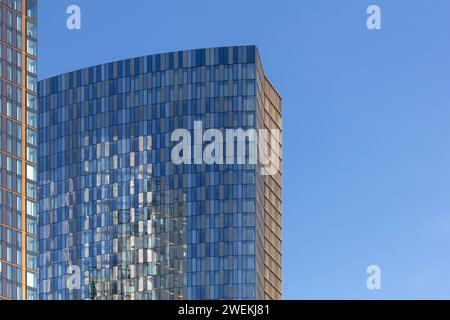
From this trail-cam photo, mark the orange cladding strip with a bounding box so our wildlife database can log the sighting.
[21,0,28,300]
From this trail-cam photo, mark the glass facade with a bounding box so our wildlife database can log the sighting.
[0,0,38,300]
[38,46,282,300]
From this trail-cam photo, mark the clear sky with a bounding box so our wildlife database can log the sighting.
[38,0,450,299]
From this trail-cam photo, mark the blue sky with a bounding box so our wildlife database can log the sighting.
[38,0,450,299]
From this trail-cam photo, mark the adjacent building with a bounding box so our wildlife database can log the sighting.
[0,0,38,300]
[38,46,282,300]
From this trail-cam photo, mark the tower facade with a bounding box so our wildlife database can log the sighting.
[0,0,38,300]
[38,46,281,300]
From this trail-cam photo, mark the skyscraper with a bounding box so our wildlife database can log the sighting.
[38,46,282,300]
[0,0,38,300]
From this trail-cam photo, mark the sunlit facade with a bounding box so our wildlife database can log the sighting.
[0,0,38,300]
[38,46,281,300]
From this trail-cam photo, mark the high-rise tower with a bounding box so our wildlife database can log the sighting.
[38,46,281,300]
[0,0,38,300]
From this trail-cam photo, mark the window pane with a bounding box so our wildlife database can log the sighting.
[27,57,37,74]
[27,146,37,163]
[27,93,37,110]
[26,164,37,181]
[27,271,37,288]
[27,21,37,38]
[27,0,37,19]
[27,111,37,128]
[27,200,37,217]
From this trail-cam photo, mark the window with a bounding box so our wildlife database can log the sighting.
[27,57,37,74]
[26,38,36,56]
[27,271,36,288]
[27,21,37,39]
[27,200,37,217]
[26,219,36,235]
[27,236,37,253]
[27,128,37,145]
[27,110,37,128]
[27,182,37,199]
[27,253,37,269]
[26,164,36,181]
[27,146,37,163]
[8,0,22,12]
[27,290,37,300]
[27,93,37,110]
[27,75,37,92]
[27,0,37,19]
[6,100,22,121]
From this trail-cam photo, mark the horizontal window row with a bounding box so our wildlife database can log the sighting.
[40,81,257,110]
[39,47,257,94]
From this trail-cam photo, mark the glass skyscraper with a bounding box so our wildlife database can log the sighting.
[38,46,282,300]
[0,0,38,300]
